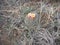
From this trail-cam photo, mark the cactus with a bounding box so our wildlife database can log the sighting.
[0,0,60,45]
